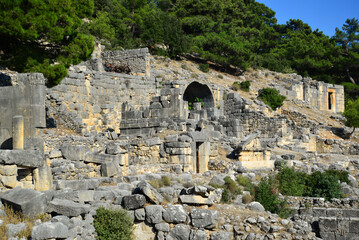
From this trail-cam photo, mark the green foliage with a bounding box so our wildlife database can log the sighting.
[240,81,251,92]
[254,176,292,218]
[258,88,286,110]
[199,63,209,73]
[221,176,242,203]
[305,171,342,201]
[231,82,240,91]
[94,207,134,240]
[277,167,307,196]
[0,0,95,86]
[342,82,359,102]
[325,169,350,184]
[343,98,359,136]
[236,175,255,195]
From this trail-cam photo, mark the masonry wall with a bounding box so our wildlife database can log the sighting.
[101,48,150,77]
[48,66,159,135]
[222,93,287,139]
[275,75,345,113]
[0,73,46,149]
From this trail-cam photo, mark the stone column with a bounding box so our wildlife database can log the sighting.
[12,115,24,150]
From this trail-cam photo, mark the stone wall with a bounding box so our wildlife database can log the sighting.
[0,72,46,149]
[275,75,345,113]
[222,93,288,139]
[101,48,150,76]
[47,64,159,135]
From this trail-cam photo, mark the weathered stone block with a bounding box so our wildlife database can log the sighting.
[0,150,44,167]
[136,181,164,204]
[145,205,164,224]
[163,205,188,224]
[191,209,218,229]
[48,198,90,217]
[0,175,17,188]
[33,165,53,191]
[101,162,118,177]
[60,144,87,161]
[179,195,213,206]
[122,194,146,210]
[0,164,17,176]
[31,222,69,240]
[0,187,47,216]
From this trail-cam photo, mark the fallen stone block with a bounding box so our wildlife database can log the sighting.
[31,222,69,240]
[0,187,47,216]
[48,198,90,217]
[136,181,164,204]
[191,209,218,229]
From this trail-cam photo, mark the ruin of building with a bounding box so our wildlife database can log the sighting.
[0,47,348,190]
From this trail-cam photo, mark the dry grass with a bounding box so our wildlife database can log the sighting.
[0,205,50,240]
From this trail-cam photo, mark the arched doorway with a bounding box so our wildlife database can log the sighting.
[183,82,214,110]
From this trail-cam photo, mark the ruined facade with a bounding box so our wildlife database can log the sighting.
[275,74,345,113]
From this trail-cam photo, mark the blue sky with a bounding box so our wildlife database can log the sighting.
[256,0,359,37]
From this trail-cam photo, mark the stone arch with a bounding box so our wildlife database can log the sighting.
[183,81,215,109]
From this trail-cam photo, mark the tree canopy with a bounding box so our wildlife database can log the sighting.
[0,0,95,86]
[1,0,359,95]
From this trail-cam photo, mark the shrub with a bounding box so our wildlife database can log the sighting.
[236,175,255,195]
[258,88,286,110]
[305,171,342,201]
[277,167,307,196]
[242,194,253,204]
[325,169,350,184]
[239,81,250,92]
[231,81,240,91]
[94,207,134,240]
[199,63,209,73]
[255,176,292,218]
[221,176,242,203]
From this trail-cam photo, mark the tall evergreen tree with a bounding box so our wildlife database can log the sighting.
[0,0,95,86]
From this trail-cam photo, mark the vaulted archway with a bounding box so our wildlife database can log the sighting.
[183,81,214,109]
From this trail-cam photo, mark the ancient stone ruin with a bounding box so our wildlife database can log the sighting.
[0,47,357,240]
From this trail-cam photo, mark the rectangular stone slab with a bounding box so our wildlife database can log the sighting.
[0,150,43,168]
[0,187,47,216]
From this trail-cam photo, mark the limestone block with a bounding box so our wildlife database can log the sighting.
[191,209,218,229]
[1,175,17,188]
[0,187,47,216]
[31,222,69,240]
[123,194,146,210]
[33,165,53,191]
[48,198,90,217]
[101,162,118,177]
[133,222,156,240]
[60,144,87,161]
[145,205,164,224]
[136,181,164,204]
[0,164,17,176]
[179,195,213,206]
[163,205,188,224]
[0,150,44,168]
[168,224,191,240]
